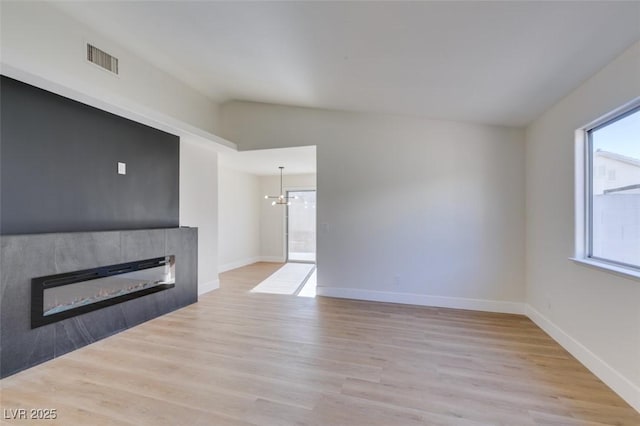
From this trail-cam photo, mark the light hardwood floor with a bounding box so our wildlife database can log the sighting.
[1,262,638,425]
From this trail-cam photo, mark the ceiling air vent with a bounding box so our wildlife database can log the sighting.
[86,43,119,75]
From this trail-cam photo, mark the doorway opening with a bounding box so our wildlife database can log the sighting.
[286,190,316,263]
[249,187,317,298]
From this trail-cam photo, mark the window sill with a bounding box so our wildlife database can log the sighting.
[570,257,640,281]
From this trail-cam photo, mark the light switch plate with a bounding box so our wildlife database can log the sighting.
[117,162,126,175]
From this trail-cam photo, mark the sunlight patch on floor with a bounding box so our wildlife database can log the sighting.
[296,269,317,298]
[250,263,315,295]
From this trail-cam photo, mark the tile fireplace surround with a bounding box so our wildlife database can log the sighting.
[0,227,197,378]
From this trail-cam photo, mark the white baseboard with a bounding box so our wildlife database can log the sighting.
[198,279,219,296]
[526,304,640,412]
[316,287,525,315]
[218,257,262,273]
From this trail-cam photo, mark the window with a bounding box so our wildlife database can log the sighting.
[580,102,640,273]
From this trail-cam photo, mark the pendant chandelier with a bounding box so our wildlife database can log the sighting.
[264,166,296,206]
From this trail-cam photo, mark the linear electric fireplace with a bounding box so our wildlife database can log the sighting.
[31,255,175,328]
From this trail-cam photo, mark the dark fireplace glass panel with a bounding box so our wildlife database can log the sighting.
[43,263,173,316]
[31,256,175,328]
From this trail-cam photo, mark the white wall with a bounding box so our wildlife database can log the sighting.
[260,174,317,261]
[180,140,219,294]
[0,1,220,134]
[222,103,526,313]
[525,41,640,410]
[218,166,262,271]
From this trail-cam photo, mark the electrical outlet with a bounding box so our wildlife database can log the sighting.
[117,162,126,175]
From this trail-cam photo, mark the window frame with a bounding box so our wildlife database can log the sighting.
[573,98,640,279]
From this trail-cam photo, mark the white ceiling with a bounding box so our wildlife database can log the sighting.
[53,1,640,127]
[219,146,316,176]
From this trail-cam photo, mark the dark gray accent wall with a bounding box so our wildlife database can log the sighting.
[0,227,198,378]
[0,76,179,235]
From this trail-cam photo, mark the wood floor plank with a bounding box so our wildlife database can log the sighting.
[1,262,638,425]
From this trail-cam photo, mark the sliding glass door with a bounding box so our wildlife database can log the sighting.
[287,190,316,263]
